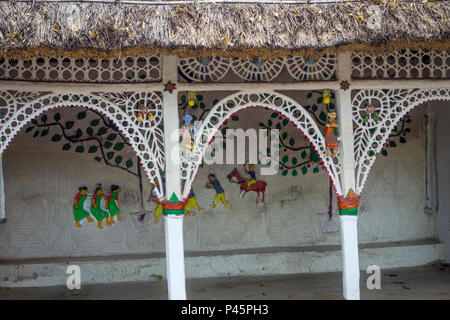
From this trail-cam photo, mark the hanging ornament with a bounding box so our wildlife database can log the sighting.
[136,113,144,122]
[323,89,331,104]
[187,91,197,107]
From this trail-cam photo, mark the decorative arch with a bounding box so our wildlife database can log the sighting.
[0,90,165,196]
[180,91,343,198]
[352,88,450,194]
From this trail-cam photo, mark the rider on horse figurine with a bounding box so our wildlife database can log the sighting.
[243,163,257,188]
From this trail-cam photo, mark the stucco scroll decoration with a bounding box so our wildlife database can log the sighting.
[352,88,450,194]
[0,90,166,197]
[180,91,343,199]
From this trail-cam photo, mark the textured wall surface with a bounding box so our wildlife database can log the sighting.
[0,104,437,262]
[433,102,450,261]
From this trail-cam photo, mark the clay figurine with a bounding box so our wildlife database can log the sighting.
[325,112,339,157]
[90,184,110,229]
[183,181,201,216]
[73,186,94,228]
[181,113,195,159]
[207,173,228,208]
[106,185,121,224]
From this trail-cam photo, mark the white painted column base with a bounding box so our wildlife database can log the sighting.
[339,215,360,300]
[164,214,187,300]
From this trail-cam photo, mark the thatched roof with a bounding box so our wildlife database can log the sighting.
[0,0,449,59]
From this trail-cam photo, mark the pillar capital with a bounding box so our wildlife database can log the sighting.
[338,189,360,216]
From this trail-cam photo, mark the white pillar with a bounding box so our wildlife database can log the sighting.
[0,156,5,222]
[336,52,360,300]
[339,215,360,299]
[162,55,186,300]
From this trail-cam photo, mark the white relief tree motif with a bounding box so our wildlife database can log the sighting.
[352,88,450,194]
[0,90,166,197]
[180,91,343,199]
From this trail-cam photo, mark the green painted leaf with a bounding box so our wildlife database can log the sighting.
[289,138,295,146]
[319,111,327,122]
[40,129,49,137]
[90,119,100,126]
[125,159,133,168]
[271,112,278,118]
[75,129,82,137]
[51,134,62,142]
[106,152,114,160]
[282,155,289,163]
[62,143,71,151]
[33,130,39,138]
[399,137,406,144]
[292,169,298,176]
[41,114,48,123]
[106,133,117,141]
[276,123,282,130]
[88,145,98,153]
[115,155,123,165]
[75,146,84,153]
[53,113,61,121]
[307,92,313,99]
[282,170,288,176]
[282,119,289,126]
[77,111,87,119]
[86,127,94,136]
[113,143,124,151]
[65,121,75,129]
[25,126,34,133]
[196,94,203,101]
[199,103,206,109]
[268,119,272,127]
[231,115,239,121]
[328,103,335,110]
[31,119,38,125]
[313,167,320,173]
[301,166,307,175]
[282,132,288,140]
[292,157,298,165]
[97,127,107,136]
[94,156,102,162]
[389,141,397,148]
[381,149,388,156]
[317,96,323,104]
[104,141,113,149]
[301,150,307,159]
[312,104,318,112]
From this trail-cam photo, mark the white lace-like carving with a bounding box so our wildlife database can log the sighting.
[352,49,450,79]
[0,56,161,83]
[352,88,450,193]
[0,90,165,196]
[180,91,343,198]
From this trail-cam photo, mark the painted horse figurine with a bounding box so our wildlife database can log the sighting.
[226,168,267,203]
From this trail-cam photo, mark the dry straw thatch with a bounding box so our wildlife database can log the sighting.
[0,0,449,59]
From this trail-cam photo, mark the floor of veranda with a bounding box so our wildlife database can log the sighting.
[0,264,449,300]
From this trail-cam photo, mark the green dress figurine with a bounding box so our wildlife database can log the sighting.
[90,184,110,229]
[106,185,121,224]
[73,186,94,228]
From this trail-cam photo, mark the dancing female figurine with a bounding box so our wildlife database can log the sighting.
[90,184,110,229]
[106,185,121,224]
[325,112,339,157]
[73,186,94,228]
